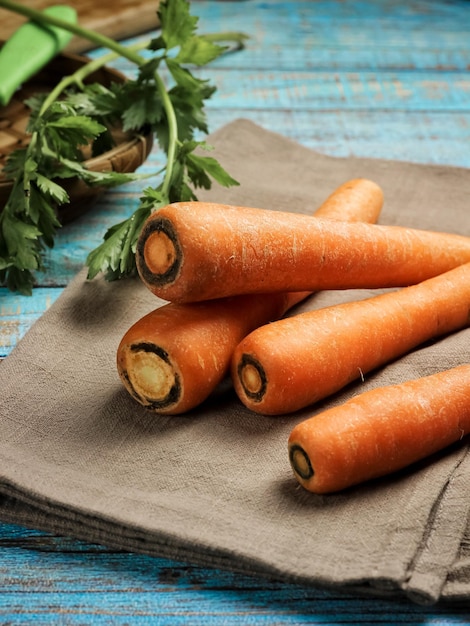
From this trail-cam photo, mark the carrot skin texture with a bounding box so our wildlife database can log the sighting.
[288,365,470,494]
[312,178,383,223]
[136,201,470,304]
[120,179,384,414]
[232,262,470,415]
[117,293,297,414]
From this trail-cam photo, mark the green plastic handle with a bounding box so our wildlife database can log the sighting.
[0,5,78,106]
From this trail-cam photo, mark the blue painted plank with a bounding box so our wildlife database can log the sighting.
[108,57,470,112]
[111,41,470,75]
[0,288,63,358]
[188,68,470,112]
[1,524,470,624]
[100,0,470,73]
[207,109,470,165]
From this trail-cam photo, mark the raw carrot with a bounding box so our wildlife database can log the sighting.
[135,199,470,304]
[312,178,383,223]
[117,293,301,414]
[288,364,470,494]
[231,261,470,415]
[118,179,383,414]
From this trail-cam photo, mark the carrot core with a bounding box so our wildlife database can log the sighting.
[289,444,314,480]
[238,355,267,401]
[144,231,177,275]
[125,343,181,409]
[137,217,182,288]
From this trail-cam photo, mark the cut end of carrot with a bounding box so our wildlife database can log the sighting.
[136,216,182,288]
[289,444,314,481]
[121,342,181,411]
[237,354,267,402]
[143,230,177,275]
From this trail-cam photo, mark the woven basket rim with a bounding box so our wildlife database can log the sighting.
[0,129,153,186]
[0,48,154,215]
[0,48,154,219]
[0,131,153,180]
[86,133,151,166]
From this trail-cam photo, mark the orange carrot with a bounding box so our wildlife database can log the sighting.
[288,364,470,494]
[312,178,383,223]
[231,261,470,415]
[135,199,470,304]
[118,179,383,414]
[305,178,383,223]
[117,293,301,414]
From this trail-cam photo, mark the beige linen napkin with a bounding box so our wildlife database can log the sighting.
[1,119,469,605]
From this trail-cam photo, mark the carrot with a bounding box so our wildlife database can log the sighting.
[135,199,470,304]
[288,364,470,494]
[118,179,383,414]
[305,178,383,223]
[231,261,470,415]
[311,178,383,223]
[117,293,302,414]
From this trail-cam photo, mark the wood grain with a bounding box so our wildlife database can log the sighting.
[1,523,470,624]
[0,0,160,52]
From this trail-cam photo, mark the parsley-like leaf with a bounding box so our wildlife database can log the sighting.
[35,174,69,204]
[86,202,157,280]
[158,0,197,50]
[187,151,239,188]
[176,35,224,66]
[0,0,246,293]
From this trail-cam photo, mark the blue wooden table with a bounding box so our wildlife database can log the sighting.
[1,0,470,622]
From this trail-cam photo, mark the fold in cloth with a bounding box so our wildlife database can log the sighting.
[1,119,469,605]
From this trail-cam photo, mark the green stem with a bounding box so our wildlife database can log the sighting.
[0,0,179,201]
[0,0,245,211]
[154,71,177,198]
[39,57,109,116]
[23,132,38,207]
[39,42,150,116]
[203,31,248,49]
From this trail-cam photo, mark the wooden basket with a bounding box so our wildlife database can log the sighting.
[0,50,154,223]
